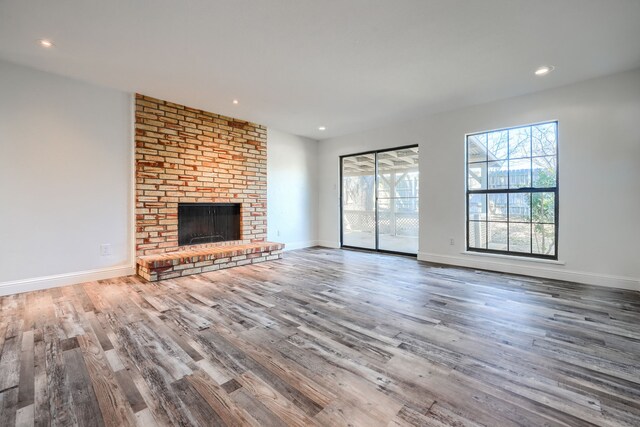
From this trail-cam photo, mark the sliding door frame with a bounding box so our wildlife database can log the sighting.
[339,144,419,257]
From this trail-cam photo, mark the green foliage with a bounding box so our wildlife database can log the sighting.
[531,169,554,222]
[532,168,555,254]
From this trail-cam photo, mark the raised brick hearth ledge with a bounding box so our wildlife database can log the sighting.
[136,242,284,282]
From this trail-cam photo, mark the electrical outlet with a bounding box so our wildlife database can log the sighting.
[449,238,455,246]
[100,244,112,256]
[277,229,280,237]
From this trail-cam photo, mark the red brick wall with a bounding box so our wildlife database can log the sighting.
[134,94,267,256]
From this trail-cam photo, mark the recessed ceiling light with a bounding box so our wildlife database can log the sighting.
[534,65,554,76]
[318,126,326,131]
[232,99,239,105]
[39,39,54,48]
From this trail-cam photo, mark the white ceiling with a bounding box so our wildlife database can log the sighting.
[1,1,639,140]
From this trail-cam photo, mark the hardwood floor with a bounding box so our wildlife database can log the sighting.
[1,247,639,426]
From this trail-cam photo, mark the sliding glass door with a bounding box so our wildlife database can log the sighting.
[341,146,419,255]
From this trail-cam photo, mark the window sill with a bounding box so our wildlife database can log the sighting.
[461,251,566,265]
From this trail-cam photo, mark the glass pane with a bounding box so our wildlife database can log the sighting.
[509,193,531,222]
[488,193,508,221]
[487,130,508,160]
[397,170,419,198]
[532,123,557,157]
[509,158,531,188]
[377,147,419,254]
[488,222,508,251]
[378,171,420,198]
[509,126,531,159]
[468,221,486,249]
[509,223,531,253]
[532,192,555,224]
[378,198,419,253]
[532,156,556,188]
[468,162,487,190]
[342,153,376,249]
[533,224,555,256]
[377,148,419,174]
[377,149,419,197]
[378,173,391,197]
[487,161,508,189]
[468,194,486,221]
[468,134,488,163]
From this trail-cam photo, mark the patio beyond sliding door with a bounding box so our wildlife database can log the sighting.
[341,146,419,255]
[341,153,376,249]
[377,147,419,253]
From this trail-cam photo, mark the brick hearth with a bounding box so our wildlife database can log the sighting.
[137,242,284,281]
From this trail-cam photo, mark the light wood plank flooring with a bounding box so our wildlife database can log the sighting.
[1,247,639,426]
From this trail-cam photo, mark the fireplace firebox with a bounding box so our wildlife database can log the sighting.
[178,203,241,246]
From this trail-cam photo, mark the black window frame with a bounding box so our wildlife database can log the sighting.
[465,121,559,260]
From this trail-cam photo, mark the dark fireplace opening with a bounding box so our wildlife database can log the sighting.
[178,203,241,246]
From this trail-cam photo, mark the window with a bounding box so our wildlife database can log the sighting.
[466,121,558,259]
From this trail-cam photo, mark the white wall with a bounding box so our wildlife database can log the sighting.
[0,60,134,294]
[318,69,640,290]
[267,128,318,250]
[2,59,637,293]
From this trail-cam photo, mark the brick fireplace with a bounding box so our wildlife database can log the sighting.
[134,94,283,281]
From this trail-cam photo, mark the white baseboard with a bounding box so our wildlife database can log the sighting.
[418,251,639,291]
[281,240,320,251]
[0,265,136,296]
[316,240,341,249]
